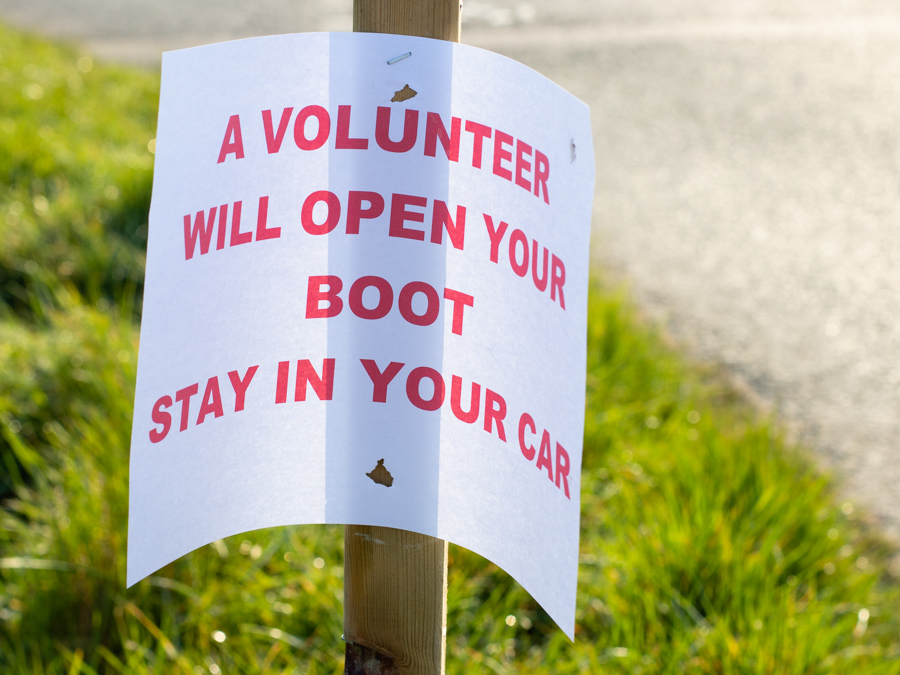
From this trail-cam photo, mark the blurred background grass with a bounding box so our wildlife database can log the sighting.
[1,20,900,674]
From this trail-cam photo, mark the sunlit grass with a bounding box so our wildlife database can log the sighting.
[2,21,900,674]
[0,22,155,321]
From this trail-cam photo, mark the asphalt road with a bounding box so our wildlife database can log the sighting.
[3,0,900,537]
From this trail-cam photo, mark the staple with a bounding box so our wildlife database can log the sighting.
[387,51,412,65]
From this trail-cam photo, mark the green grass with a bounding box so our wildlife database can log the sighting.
[2,21,900,674]
[0,21,154,321]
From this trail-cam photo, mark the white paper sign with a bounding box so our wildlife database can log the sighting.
[128,32,593,638]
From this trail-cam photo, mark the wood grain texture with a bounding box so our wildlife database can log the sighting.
[343,526,448,674]
[354,0,461,42]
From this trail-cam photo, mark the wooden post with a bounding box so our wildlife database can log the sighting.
[345,4,460,674]
[344,526,448,674]
[353,0,461,42]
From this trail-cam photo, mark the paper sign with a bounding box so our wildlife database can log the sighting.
[128,32,594,638]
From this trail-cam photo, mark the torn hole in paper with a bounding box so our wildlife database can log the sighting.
[391,84,417,103]
[366,458,394,487]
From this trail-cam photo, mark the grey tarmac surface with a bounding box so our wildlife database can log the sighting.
[3,0,900,536]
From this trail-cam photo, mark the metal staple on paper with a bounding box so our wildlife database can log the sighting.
[387,51,412,65]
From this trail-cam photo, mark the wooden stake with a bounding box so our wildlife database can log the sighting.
[345,5,459,674]
[353,0,461,42]
[344,526,448,674]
